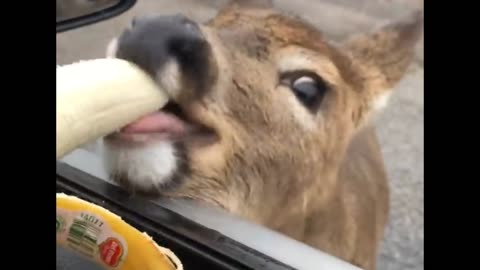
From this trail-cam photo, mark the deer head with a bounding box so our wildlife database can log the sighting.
[102,1,422,268]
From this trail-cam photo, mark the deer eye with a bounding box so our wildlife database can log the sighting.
[281,71,328,111]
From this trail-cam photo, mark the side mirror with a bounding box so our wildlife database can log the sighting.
[56,0,136,33]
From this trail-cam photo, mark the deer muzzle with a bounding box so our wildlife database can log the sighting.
[109,14,218,104]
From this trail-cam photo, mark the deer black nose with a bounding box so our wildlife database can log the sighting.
[115,14,209,77]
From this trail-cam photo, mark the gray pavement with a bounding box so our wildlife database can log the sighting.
[56,1,424,269]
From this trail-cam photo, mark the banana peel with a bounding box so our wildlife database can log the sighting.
[57,193,183,270]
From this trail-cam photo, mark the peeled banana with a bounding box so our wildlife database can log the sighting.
[56,58,169,158]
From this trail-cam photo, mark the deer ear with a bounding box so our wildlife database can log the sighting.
[342,11,423,109]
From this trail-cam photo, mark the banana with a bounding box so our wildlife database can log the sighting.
[56,58,169,158]
[57,193,182,270]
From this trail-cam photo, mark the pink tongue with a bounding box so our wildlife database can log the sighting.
[121,111,186,135]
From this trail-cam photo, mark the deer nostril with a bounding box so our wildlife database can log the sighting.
[168,37,207,63]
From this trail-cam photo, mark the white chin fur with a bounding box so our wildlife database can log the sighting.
[103,141,178,191]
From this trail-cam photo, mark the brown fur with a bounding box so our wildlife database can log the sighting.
[113,1,422,269]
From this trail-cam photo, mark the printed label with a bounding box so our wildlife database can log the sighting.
[56,208,128,269]
[99,237,124,267]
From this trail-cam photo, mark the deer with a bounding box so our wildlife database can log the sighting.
[101,1,423,269]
